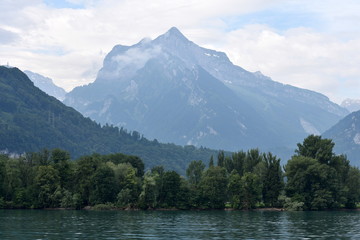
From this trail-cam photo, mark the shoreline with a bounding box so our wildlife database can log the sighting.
[3,207,360,212]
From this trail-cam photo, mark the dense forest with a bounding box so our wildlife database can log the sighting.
[1,135,359,211]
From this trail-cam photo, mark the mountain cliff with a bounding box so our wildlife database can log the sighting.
[24,70,67,101]
[64,27,348,157]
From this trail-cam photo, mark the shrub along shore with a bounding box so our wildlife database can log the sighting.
[1,135,359,211]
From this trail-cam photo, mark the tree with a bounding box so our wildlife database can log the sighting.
[160,171,181,208]
[217,151,225,167]
[227,170,242,209]
[239,172,262,209]
[231,151,246,176]
[35,165,60,208]
[186,160,205,186]
[262,152,283,207]
[284,155,339,210]
[89,164,116,205]
[209,156,214,168]
[74,155,101,206]
[200,166,228,209]
[295,135,334,164]
[244,149,262,173]
[51,149,73,190]
[345,167,360,208]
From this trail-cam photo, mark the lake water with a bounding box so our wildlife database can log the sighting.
[1,210,360,239]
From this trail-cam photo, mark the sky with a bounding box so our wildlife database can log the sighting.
[1,0,360,104]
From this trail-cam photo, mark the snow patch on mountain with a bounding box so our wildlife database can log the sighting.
[300,118,320,135]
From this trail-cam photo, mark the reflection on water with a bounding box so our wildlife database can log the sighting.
[0,210,360,239]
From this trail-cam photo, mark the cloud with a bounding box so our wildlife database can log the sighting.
[1,0,360,103]
[0,28,20,44]
[98,45,162,80]
[220,24,360,103]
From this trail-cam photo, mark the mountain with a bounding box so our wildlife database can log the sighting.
[64,27,348,158]
[0,66,219,174]
[323,110,360,166]
[24,70,67,101]
[341,98,360,113]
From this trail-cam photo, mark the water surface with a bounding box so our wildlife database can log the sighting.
[0,210,359,239]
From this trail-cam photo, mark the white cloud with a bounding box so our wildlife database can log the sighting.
[1,0,360,103]
[220,24,360,103]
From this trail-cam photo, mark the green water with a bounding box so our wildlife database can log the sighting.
[0,210,360,239]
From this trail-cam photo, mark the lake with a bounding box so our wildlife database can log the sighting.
[0,210,359,239]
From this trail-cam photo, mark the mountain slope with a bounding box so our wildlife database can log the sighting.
[24,70,67,101]
[323,110,360,165]
[64,27,348,157]
[0,66,218,173]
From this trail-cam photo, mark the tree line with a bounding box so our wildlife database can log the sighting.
[0,135,359,210]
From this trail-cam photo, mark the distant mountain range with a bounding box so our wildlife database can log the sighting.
[0,66,218,173]
[323,110,360,165]
[24,70,67,101]
[341,98,360,113]
[64,27,348,159]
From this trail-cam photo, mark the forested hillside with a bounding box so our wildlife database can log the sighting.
[0,66,218,173]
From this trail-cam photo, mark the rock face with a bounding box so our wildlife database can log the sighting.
[24,70,67,101]
[64,27,348,158]
[341,98,360,113]
[323,110,360,166]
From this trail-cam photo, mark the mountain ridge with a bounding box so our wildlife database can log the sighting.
[24,70,67,101]
[64,27,348,158]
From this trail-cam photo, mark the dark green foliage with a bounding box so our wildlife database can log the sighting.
[186,160,205,186]
[200,166,228,209]
[159,171,181,208]
[0,136,359,210]
[285,135,358,210]
[262,153,283,207]
[295,135,334,164]
[239,172,262,209]
[90,165,116,205]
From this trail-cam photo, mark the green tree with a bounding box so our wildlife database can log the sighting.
[231,151,246,176]
[35,165,60,208]
[295,135,334,164]
[209,155,214,168]
[217,151,225,167]
[244,149,262,173]
[345,167,360,208]
[90,164,116,204]
[160,171,181,208]
[285,156,339,210]
[139,171,159,209]
[51,149,73,190]
[200,166,228,209]
[74,155,101,206]
[186,160,205,186]
[239,172,262,209]
[262,152,283,207]
[227,170,242,209]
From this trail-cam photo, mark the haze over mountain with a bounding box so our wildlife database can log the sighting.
[24,70,67,101]
[64,27,348,158]
[0,66,218,173]
[323,110,360,166]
